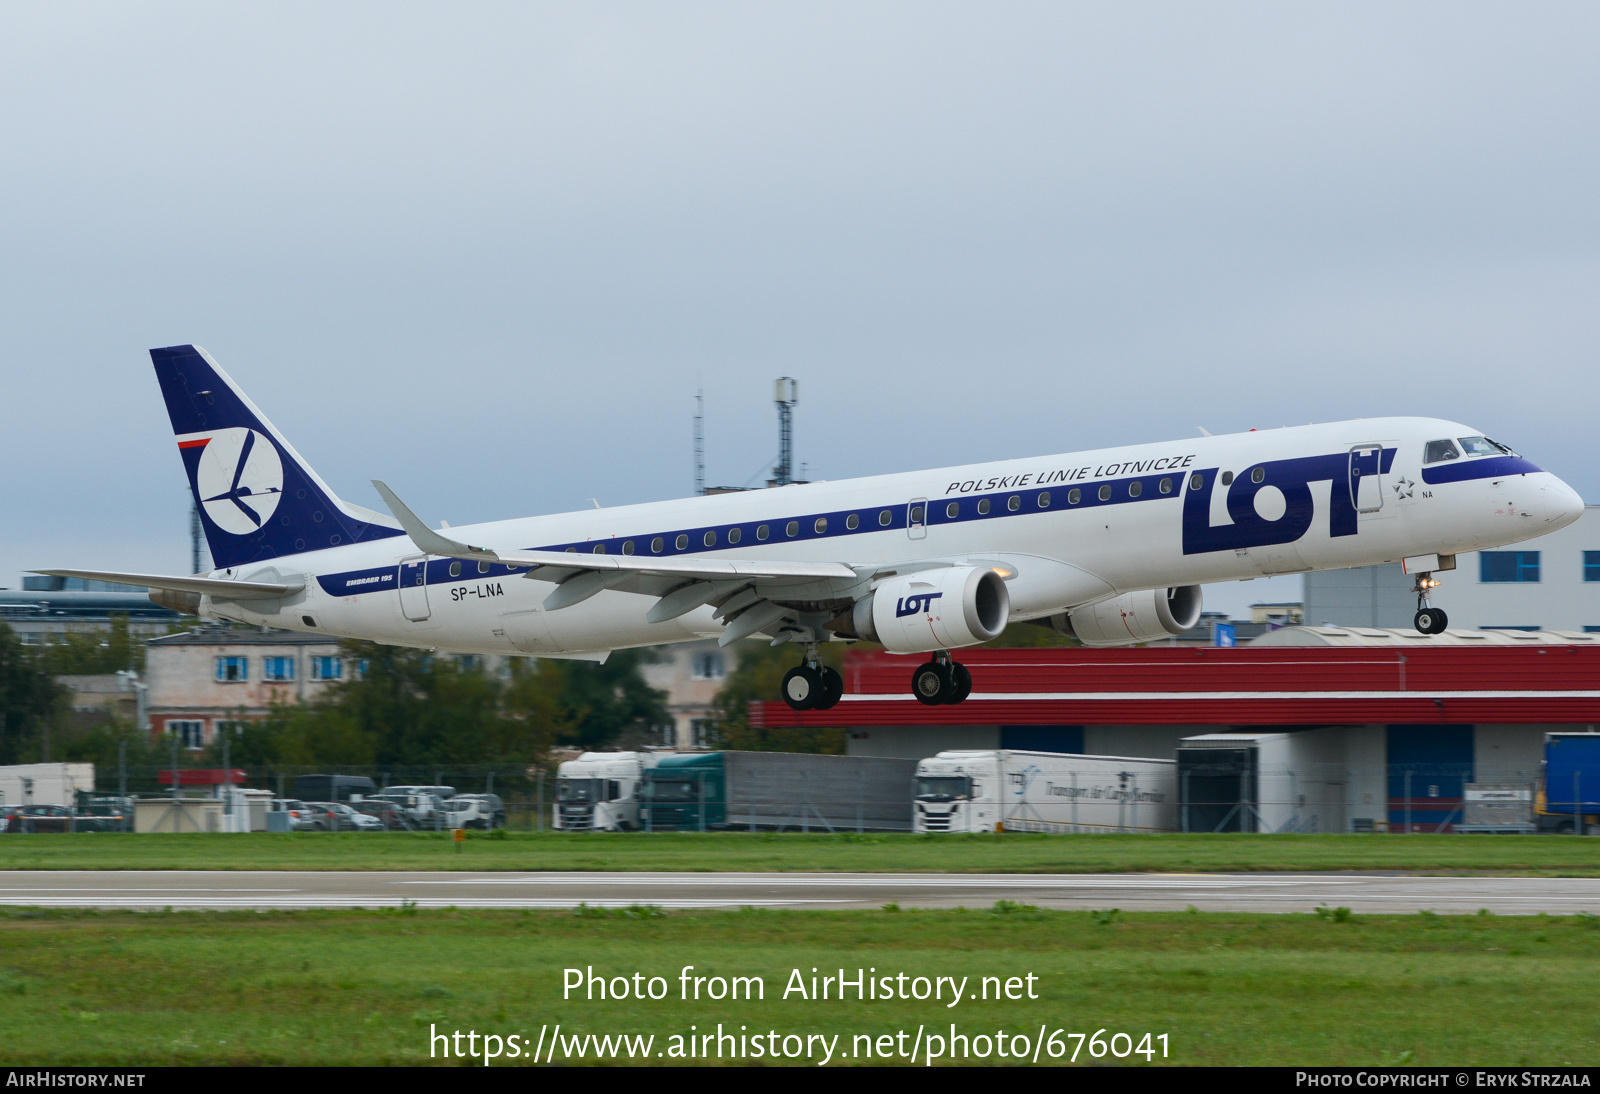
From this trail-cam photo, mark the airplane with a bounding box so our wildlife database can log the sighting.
[38,344,1585,712]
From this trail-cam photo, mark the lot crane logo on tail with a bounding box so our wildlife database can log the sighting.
[182,427,284,535]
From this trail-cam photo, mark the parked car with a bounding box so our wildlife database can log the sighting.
[272,799,320,831]
[0,807,24,833]
[370,789,448,826]
[442,793,507,829]
[303,802,382,832]
[351,799,416,830]
[0,805,75,833]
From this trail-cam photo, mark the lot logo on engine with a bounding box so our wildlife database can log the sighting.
[895,592,943,617]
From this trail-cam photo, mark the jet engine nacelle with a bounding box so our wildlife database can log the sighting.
[853,566,1011,654]
[1062,585,1203,647]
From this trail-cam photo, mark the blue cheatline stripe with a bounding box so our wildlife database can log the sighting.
[1421,456,1542,485]
[315,469,1190,597]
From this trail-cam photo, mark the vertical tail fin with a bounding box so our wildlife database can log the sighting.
[151,345,401,570]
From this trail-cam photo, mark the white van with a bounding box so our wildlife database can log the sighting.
[914,750,1177,834]
[554,752,663,831]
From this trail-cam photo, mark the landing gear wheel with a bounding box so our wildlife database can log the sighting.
[812,666,844,711]
[947,663,972,704]
[782,665,823,710]
[912,661,953,705]
[1414,607,1448,635]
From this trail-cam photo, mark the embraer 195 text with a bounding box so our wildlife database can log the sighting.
[40,346,1585,710]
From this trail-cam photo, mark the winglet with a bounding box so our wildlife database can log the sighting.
[370,480,496,559]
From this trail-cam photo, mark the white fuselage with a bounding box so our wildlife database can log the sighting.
[199,417,1584,656]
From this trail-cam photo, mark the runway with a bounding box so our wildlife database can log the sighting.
[0,871,1598,914]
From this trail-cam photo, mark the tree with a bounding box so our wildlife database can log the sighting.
[0,624,62,763]
[34,616,145,675]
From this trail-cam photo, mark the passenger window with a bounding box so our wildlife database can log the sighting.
[909,506,924,524]
[727,527,741,544]
[1189,472,1204,491]
[651,537,664,553]
[977,498,990,515]
[786,521,799,537]
[448,561,461,577]
[814,517,828,534]
[703,531,716,547]
[478,560,490,573]
[1128,481,1142,497]
[845,513,859,530]
[1251,467,1264,483]
[1067,488,1081,505]
[565,547,578,554]
[757,525,770,541]
[594,543,606,553]
[1159,477,1172,494]
[878,510,892,526]
[1457,436,1499,458]
[1007,495,1020,511]
[946,501,959,518]
[675,534,689,550]
[1038,491,1051,508]
[1097,484,1111,501]
[622,541,635,555]
[1221,471,1234,486]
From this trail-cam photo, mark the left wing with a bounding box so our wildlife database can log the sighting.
[372,480,866,645]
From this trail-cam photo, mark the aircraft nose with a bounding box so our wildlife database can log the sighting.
[1541,476,1585,531]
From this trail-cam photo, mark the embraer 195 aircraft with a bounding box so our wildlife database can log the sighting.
[40,345,1585,711]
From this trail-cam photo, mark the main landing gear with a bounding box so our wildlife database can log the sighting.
[912,651,972,706]
[781,644,844,712]
[1413,572,1448,635]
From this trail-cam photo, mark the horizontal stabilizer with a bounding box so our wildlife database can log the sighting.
[30,569,302,601]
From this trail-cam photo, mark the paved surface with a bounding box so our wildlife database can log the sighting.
[1,871,1598,914]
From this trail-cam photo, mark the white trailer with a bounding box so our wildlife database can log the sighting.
[913,751,1177,834]
[1177,731,1347,834]
[554,751,663,832]
[0,763,95,808]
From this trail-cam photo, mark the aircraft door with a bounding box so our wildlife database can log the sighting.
[1348,445,1384,514]
[398,558,431,621]
[907,498,928,540]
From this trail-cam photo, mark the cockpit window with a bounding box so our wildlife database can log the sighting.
[1458,436,1514,458]
[1423,439,1460,464]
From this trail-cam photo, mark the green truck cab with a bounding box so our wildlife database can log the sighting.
[641,753,725,830]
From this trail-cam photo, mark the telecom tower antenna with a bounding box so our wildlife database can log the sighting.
[693,390,706,495]
[772,377,798,486]
[190,500,203,574]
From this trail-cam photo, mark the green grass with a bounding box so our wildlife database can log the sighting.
[2,830,1600,874]
[3,905,1598,1065]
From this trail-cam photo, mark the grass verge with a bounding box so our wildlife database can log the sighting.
[1,830,1599,874]
[3,904,1598,1065]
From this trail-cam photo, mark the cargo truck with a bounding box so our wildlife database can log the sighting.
[640,751,918,832]
[1535,733,1600,834]
[554,751,662,831]
[914,750,1177,834]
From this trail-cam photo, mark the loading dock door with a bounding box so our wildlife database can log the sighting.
[1177,747,1258,833]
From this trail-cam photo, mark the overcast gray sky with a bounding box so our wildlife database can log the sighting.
[3,2,1597,618]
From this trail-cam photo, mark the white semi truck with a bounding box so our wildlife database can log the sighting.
[913,750,1177,834]
[554,751,663,832]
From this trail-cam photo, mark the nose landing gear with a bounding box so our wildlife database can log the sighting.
[1413,572,1448,635]
[780,643,843,711]
[912,651,973,705]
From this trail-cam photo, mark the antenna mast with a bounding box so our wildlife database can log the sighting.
[190,500,203,574]
[693,390,706,496]
[772,377,798,486]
